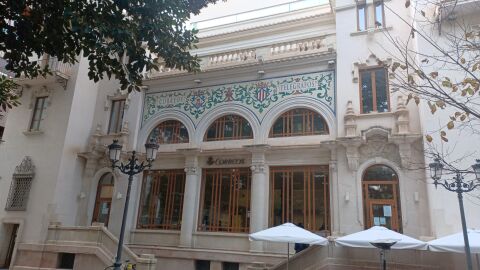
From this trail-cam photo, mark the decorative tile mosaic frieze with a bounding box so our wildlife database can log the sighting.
[143,71,335,126]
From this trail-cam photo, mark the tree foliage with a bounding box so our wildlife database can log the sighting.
[383,1,480,142]
[0,0,221,106]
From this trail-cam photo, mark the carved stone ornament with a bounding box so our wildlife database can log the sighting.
[250,164,266,174]
[352,54,394,83]
[29,86,53,109]
[104,89,131,111]
[14,156,35,176]
[184,167,198,175]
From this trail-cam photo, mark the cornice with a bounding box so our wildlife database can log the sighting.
[196,12,335,49]
[143,50,336,88]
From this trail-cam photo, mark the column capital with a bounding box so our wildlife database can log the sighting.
[184,166,199,176]
[250,164,266,174]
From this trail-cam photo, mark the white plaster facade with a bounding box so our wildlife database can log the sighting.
[0,0,478,269]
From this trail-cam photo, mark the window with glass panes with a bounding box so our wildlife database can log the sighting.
[270,108,329,137]
[108,99,126,134]
[198,168,251,233]
[137,170,186,230]
[359,68,390,113]
[205,115,253,141]
[270,166,330,233]
[374,1,385,28]
[30,96,48,131]
[148,120,189,144]
[357,1,367,31]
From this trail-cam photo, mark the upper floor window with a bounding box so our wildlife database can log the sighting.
[30,96,48,131]
[374,1,385,28]
[357,1,367,31]
[205,115,253,141]
[360,68,389,113]
[148,120,189,144]
[108,99,125,134]
[270,108,329,137]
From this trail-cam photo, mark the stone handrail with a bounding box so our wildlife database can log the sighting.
[269,36,334,58]
[206,49,257,67]
[46,223,156,270]
[144,34,335,79]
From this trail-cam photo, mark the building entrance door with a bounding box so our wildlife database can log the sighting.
[3,224,19,268]
[362,165,402,232]
[367,201,398,231]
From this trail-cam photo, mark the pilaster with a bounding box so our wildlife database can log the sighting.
[244,144,270,252]
[178,148,201,248]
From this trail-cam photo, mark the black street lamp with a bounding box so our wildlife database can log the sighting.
[108,139,158,270]
[428,158,480,270]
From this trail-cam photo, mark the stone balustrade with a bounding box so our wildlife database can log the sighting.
[206,49,257,67]
[145,35,335,79]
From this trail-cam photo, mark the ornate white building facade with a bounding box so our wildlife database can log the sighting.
[0,0,479,269]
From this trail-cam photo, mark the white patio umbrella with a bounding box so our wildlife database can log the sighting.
[428,230,480,269]
[335,226,427,270]
[249,223,328,270]
[335,226,428,250]
[428,229,480,253]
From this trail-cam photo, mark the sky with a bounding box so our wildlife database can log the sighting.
[191,0,295,22]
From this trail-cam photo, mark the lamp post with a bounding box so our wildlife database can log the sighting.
[429,158,480,270]
[108,139,158,270]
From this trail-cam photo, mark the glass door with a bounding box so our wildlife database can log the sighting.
[368,201,398,231]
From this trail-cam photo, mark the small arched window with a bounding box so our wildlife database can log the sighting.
[148,120,189,145]
[270,108,329,137]
[92,173,114,226]
[205,115,253,141]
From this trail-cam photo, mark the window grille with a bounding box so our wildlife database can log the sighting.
[5,156,35,211]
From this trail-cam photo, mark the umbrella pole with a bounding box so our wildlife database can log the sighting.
[287,243,289,270]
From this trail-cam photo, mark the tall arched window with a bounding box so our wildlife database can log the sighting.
[362,165,402,232]
[92,173,114,226]
[270,108,329,137]
[148,120,189,144]
[204,115,253,141]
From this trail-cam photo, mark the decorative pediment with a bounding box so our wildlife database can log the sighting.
[14,156,35,176]
[104,89,131,111]
[29,86,53,109]
[352,54,394,83]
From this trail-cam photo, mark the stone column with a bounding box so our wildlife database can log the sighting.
[245,144,270,252]
[179,148,201,248]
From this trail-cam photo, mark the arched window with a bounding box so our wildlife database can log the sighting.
[92,173,114,226]
[362,165,402,232]
[204,115,253,141]
[148,120,189,144]
[270,108,329,137]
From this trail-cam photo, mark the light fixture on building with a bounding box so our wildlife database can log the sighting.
[108,140,122,164]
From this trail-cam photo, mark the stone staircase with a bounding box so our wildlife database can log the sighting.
[12,223,156,270]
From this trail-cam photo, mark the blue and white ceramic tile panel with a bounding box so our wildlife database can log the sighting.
[143,71,335,127]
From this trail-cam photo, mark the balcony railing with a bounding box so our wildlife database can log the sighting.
[0,56,72,80]
[145,35,335,79]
